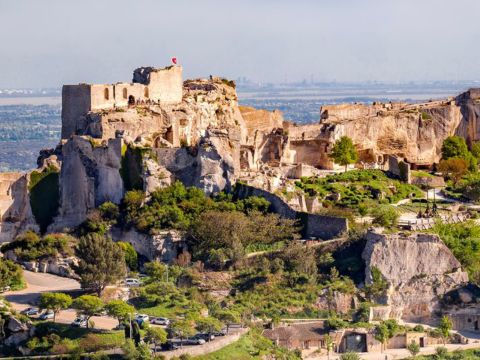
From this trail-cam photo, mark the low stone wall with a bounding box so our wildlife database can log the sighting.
[235,184,348,239]
[164,328,248,359]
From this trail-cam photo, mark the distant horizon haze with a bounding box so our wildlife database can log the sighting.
[1,0,480,88]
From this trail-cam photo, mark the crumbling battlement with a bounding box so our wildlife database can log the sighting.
[61,65,183,139]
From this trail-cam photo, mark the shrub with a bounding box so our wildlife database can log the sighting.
[371,205,398,227]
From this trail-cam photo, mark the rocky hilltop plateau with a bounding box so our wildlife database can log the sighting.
[1,65,480,329]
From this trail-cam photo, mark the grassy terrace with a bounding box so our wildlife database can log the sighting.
[193,330,300,360]
[293,170,423,213]
[20,323,124,356]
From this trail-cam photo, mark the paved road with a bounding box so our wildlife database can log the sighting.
[4,271,118,330]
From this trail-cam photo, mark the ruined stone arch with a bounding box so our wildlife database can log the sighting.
[144,87,149,98]
[123,88,128,99]
[104,88,109,100]
[128,95,135,105]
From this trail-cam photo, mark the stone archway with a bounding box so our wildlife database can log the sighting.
[128,95,135,106]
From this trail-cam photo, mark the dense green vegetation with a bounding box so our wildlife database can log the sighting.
[0,257,24,290]
[432,221,480,284]
[416,348,480,360]
[295,170,422,213]
[120,145,148,191]
[29,165,60,233]
[1,231,74,261]
[25,323,124,356]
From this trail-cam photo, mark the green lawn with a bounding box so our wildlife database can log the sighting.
[193,330,300,360]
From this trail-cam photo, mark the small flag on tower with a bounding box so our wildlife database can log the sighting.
[171,57,177,65]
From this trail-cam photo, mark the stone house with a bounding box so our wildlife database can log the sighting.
[263,322,328,351]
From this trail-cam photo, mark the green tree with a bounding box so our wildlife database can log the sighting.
[122,339,152,360]
[438,316,452,345]
[117,242,138,271]
[442,136,469,160]
[214,309,240,334]
[144,260,168,281]
[438,158,468,185]
[39,292,72,322]
[72,295,104,329]
[407,341,420,357]
[170,319,196,347]
[374,320,398,353]
[75,233,126,295]
[195,317,223,340]
[0,258,23,290]
[472,141,480,160]
[329,136,358,172]
[105,300,135,326]
[374,323,389,353]
[324,334,334,360]
[144,326,168,354]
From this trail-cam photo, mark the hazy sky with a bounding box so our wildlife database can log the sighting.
[1,0,480,87]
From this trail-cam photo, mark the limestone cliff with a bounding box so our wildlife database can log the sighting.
[0,173,38,242]
[362,230,468,323]
[50,136,124,232]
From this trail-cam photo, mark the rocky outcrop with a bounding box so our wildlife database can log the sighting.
[315,289,357,314]
[50,136,124,231]
[0,172,38,243]
[3,250,78,278]
[362,229,468,323]
[110,228,186,263]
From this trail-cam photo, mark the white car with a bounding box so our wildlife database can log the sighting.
[39,310,54,320]
[150,317,170,326]
[71,316,88,327]
[125,278,141,287]
[21,307,39,316]
[134,314,150,323]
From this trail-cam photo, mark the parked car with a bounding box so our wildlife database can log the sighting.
[39,310,55,320]
[160,341,179,351]
[196,332,215,341]
[125,278,141,287]
[0,286,11,293]
[212,329,227,337]
[21,307,39,316]
[184,336,206,345]
[71,316,88,327]
[150,317,170,326]
[134,314,150,323]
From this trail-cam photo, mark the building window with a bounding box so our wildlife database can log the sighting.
[123,88,128,99]
[144,87,149,98]
[104,88,109,100]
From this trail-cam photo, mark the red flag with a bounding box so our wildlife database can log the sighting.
[171,57,177,65]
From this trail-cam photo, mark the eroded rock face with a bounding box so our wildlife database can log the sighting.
[0,173,38,243]
[50,136,123,231]
[362,230,468,323]
[111,228,186,263]
[315,289,357,314]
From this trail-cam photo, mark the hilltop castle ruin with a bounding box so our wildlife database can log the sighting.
[2,64,480,240]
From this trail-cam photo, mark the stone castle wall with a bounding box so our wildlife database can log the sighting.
[61,66,183,139]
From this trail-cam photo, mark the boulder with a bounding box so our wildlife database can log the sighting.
[362,230,468,323]
[7,316,28,332]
